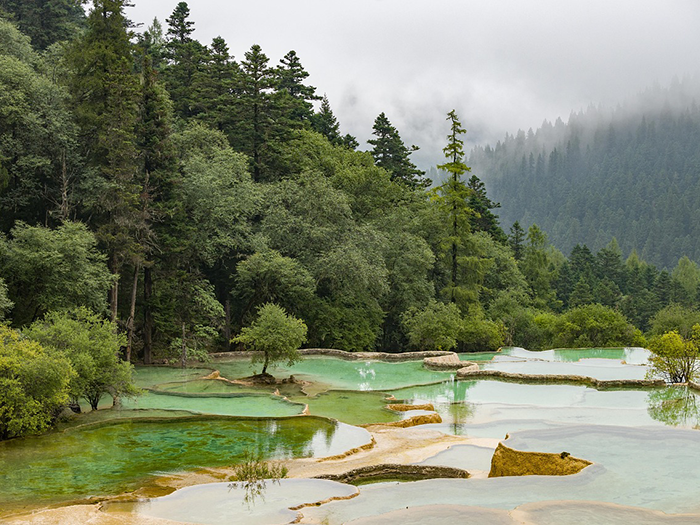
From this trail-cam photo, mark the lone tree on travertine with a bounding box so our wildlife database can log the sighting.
[647,325,700,383]
[233,303,307,376]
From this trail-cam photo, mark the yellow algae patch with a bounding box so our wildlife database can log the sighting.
[489,442,591,478]
[202,370,221,380]
[366,412,442,428]
[386,403,435,412]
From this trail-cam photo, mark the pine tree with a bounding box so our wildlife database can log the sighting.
[312,94,341,144]
[367,112,427,189]
[66,0,143,322]
[194,36,240,134]
[509,221,525,260]
[434,110,485,307]
[238,44,276,181]
[275,50,319,123]
[466,174,506,242]
[163,1,207,119]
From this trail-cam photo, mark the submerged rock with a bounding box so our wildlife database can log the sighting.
[315,463,470,484]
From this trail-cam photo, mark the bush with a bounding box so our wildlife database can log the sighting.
[648,305,700,339]
[401,300,462,351]
[551,304,645,349]
[458,307,505,352]
[0,325,73,439]
[25,308,138,410]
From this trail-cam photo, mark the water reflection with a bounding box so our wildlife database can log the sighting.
[647,387,700,427]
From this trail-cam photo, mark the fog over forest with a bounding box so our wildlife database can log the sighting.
[126,0,700,168]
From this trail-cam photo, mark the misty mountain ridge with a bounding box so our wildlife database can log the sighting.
[468,76,700,269]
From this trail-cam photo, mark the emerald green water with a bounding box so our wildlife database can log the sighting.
[214,356,453,391]
[120,391,305,417]
[289,390,402,425]
[0,416,369,514]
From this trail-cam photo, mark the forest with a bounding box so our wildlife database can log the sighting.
[2,0,700,438]
[469,77,700,269]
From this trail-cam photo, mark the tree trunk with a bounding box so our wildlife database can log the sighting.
[224,296,231,350]
[125,263,140,362]
[59,150,70,221]
[262,352,269,375]
[181,322,187,368]
[143,266,153,365]
[110,254,119,323]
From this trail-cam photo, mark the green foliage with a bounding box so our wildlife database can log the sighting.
[0,277,11,321]
[647,326,700,383]
[0,18,78,229]
[648,305,700,339]
[235,250,315,324]
[0,222,113,326]
[551,304,645,349]
[25,308,138,410]
[647,388,700,426]
[0,324,73,439]
[402,299,462,351]
[458,307,505,352]
[233,303,307,375]
[469,82,700,269]
[0,0,84,50]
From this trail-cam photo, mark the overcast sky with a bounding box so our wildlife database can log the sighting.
[125,0,700,169]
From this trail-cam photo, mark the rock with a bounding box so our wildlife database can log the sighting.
[423,353,464,370]
[315,463,469,484]
[488,442,591,477]
[371,413,442,428]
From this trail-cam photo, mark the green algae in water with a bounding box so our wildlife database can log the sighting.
[0,416,370,514]
[119,391,305,417]
[289,390,402,426]
[214,356,453,391]
[132,365,213,388]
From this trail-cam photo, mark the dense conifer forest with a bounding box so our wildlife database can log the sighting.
[470,78,700,269]
[2,1,700,438]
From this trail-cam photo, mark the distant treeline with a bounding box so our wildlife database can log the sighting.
[470,77,700,269]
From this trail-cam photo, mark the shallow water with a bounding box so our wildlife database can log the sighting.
[499,346,650,364]
[0,416,369,514]
[214,356,453,391]
[303,425,700,523]
[480,357,649,380]
[105,479,358,525]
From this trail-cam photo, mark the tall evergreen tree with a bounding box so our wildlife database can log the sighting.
[312,94,341,144]
[466,174,506,242]
[66,0,143,322]
[432,110,490,308]
[275,50,319,124]
[367,112,427,189]
[163,1,207,120]
[509,221,525,260]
